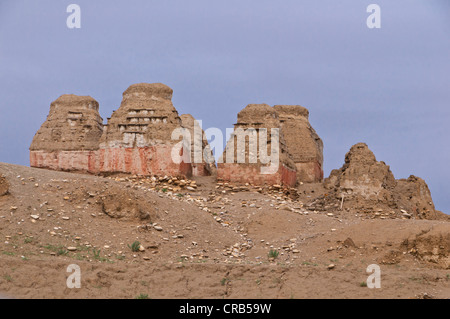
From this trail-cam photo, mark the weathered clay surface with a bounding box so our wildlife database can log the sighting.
[402,224,450,269]
[217,104,297,187]
[30,95,103,152]
[394,175,438,219]
[99,83,191,177]
[30,83,192,178]
[274,105,323,183]
[99,184,154,221]
[180,114,216,176]
[320,142,444,219]
[30,150,98,173]
[0,175,9,196]
[325,143,396,200]
[100,83,181,148]
[98,145,191,177]
[217,163,296,186]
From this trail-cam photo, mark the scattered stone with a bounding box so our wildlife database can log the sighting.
[0,176,9,196]
[343,238,357,248]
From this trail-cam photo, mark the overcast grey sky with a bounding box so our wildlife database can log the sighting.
[0,1,449,213]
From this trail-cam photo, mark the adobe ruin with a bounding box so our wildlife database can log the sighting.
[217,104,297,187]
[30,93,326,187]
[29,84,442,219]
[30,83,192,177]
[274,105,323,183]
[98,83,191,176]
[30,94,104,173]
[322,143,444,219]
[324,143,397,201]
[180,114,216,176]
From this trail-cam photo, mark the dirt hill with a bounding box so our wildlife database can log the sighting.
[0,162,448,299]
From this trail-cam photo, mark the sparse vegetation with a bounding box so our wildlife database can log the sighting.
[128,241,141,252]
[268,249,279,259]
[360,282,367,287]
[220,278,229,286]
[93,248,102,260]
[2,251,15,256]
[135,293,149,299]
[302,261,318,266]
[74,253,85,261]
[91,248,112,263]
[43,244,66,254]
[330,259,339,263]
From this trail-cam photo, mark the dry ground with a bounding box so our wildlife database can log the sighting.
[0,163,449,299]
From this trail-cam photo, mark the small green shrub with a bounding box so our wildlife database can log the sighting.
[268,249,279,259]
[128,241,141,252]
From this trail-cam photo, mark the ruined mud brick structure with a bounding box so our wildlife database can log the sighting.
[30,83,193,177]
[180,114,216,177]
[217,104,298,187]
[274,105,323,183]
[394,175,438,219]
[30,95,104,173]
[98,83,191,176]
[325,143,397,200]
[324,143,441,218]
[217,103,324,187]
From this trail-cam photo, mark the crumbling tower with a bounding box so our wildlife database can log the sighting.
[217,104,297,186]
[273,105,323,183]
[29,95,103,173]
[99,83,191,176]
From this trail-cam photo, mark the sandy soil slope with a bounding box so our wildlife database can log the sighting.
[0,163,448,299]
